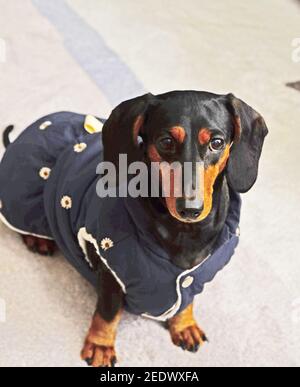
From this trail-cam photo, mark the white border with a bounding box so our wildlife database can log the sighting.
[0,212,54,240]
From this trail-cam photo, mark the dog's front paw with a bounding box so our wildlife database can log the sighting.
[81,340,117,367]
[81,312,121,367]
[168,304,208,353]
[170,323,208,353]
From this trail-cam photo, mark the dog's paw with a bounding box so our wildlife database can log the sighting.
[22,235,57,256]
[81,340,117,367]
[170,324,208,353]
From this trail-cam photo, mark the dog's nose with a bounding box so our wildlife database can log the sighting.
[179,208,202,220]
[176,200,203,221]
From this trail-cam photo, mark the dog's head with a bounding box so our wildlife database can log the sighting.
[103,91,268,223]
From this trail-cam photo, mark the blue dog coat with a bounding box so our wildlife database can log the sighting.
[0,112,241,321]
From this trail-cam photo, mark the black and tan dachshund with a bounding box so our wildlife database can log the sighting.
[1,91,268,367]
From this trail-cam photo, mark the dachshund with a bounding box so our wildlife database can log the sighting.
[0,91,268,367]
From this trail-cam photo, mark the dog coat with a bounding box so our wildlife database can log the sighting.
[0,112,241,321]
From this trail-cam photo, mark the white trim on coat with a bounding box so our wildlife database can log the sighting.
[0,212,54,240]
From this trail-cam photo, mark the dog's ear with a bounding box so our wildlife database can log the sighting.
[225,94,269,193]
[102,93,155,167]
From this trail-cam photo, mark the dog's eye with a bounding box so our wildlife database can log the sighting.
[159,137,176,152]
[209,138,225,152]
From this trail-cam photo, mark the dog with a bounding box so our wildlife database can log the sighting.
[0,91,268,367]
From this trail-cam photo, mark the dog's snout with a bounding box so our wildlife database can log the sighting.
[180,208,202,219]
[176,199,203,221]
[180,208,202,220]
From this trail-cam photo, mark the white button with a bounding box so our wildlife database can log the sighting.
[182,276,194,288]
[236,227,240,236]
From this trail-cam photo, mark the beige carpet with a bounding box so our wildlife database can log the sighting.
[0,0,300,367]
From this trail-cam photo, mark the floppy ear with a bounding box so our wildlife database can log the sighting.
[102,93,155,167]
[226,94,269,193]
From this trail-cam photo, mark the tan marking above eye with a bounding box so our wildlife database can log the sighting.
[170,126,186,144]
[198,128,211,145]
